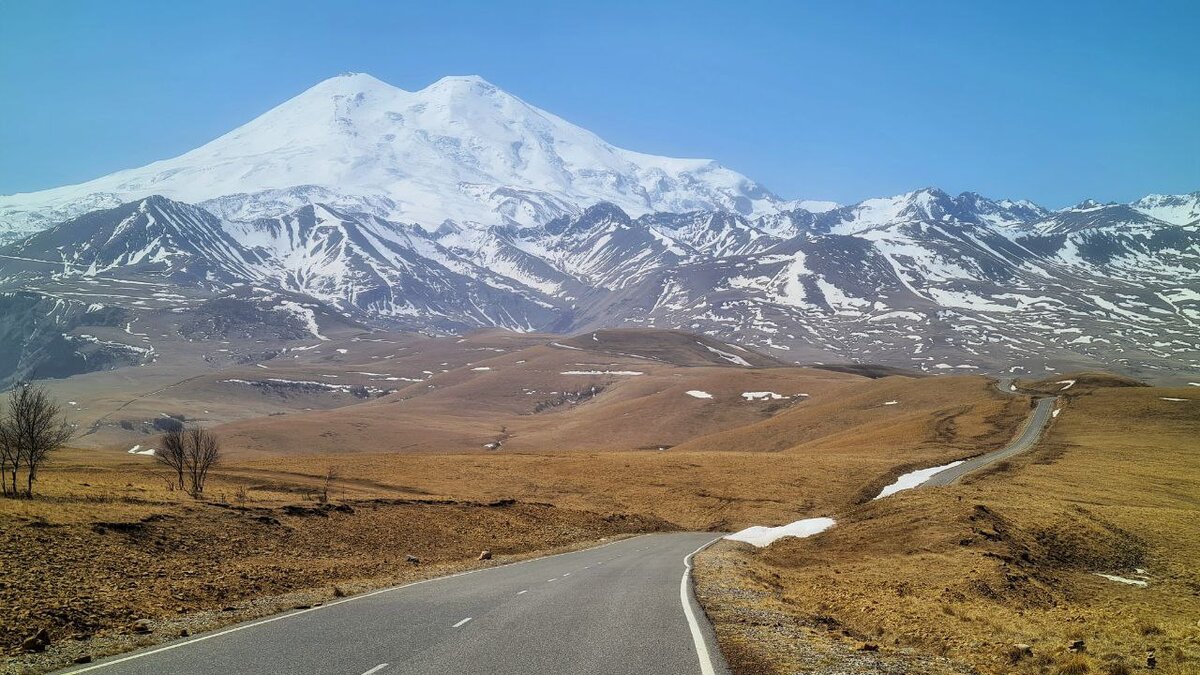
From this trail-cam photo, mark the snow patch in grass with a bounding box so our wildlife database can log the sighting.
[726,517,836,547]
[1160,397,1189,402]
[1057,379,1076,390]
[126,445,156,456]
[685,390,713,399]
[741,391,787,401]
[1094,573,1148,587]
[883,400,899,406]
[560,370,643,376]
[472,367,492,371]
[286,344,322,352]
[700,342,751,367]
[551,342,583,351]
[276,300,327,341]
[874,460,965,499]
[222,378,394,397]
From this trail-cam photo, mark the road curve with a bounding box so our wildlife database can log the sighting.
[61,532,730,675]
[922,379,1057,487]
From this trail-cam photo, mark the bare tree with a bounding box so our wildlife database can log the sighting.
[320,465,341,503]
[2,383,73,498]
[183,426,220,497]
[0,413,16,498]
[156,426,187,492]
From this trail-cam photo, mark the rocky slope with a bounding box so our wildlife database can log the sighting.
[0,73,1195,385]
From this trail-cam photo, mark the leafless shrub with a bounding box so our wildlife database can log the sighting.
[320,465,341,503]
[0,383,74,498]
[156,426,187,494]
[183,426,220,498]
[157,424,222,498]
[0,412,15,498]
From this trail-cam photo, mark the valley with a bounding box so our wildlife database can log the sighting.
[2,329,1195,674]
[696,377,1200,675]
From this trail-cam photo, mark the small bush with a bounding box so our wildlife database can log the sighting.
[1054,654,1093,675]
[1139,622,1163,636]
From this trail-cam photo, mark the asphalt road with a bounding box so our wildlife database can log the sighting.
[922,379,1057,487]
[63,532,729,675]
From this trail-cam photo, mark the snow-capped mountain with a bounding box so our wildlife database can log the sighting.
[814,188,1050,235]
[0,73,787,236]
[2,196,264,284]
[4,186,1196,387]
[0,72,1195,385]
[235,204,559,330]
[1016,201,1200,283]
[1132,192,1200,226]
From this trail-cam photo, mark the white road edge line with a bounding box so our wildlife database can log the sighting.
[62,534,649,673]
[361,664,389,675]
[452,617,472,628]
[681,536,724,675]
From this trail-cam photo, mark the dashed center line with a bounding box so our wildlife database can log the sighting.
[516,590,528,595]
[563,573,571,577]
[452,618,472,628]
[547,578,558,582]
[361,664,389,675]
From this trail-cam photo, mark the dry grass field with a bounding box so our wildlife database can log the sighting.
[4,328,1192,674]
[694,378,1200,674]
[213,372,1025,530]
[0,452,671,672]
[212,330,847,456]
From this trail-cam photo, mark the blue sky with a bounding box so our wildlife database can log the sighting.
[1,0,1197,207]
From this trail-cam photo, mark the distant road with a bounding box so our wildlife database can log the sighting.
[923,378,1057,487]
[64,532,729,675]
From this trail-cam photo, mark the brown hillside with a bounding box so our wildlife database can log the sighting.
[696,385,1200,674]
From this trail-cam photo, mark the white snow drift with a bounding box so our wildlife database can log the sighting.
[725,517,836,547]
[874,460,964,499]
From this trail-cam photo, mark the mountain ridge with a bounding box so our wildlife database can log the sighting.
[1,187,1195,387]
[0,72,793,236]
[0,72,1195,387]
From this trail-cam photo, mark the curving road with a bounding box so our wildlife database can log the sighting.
[62,532,729,675]
[58,379,1058,675]
[922,378,1057,487]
